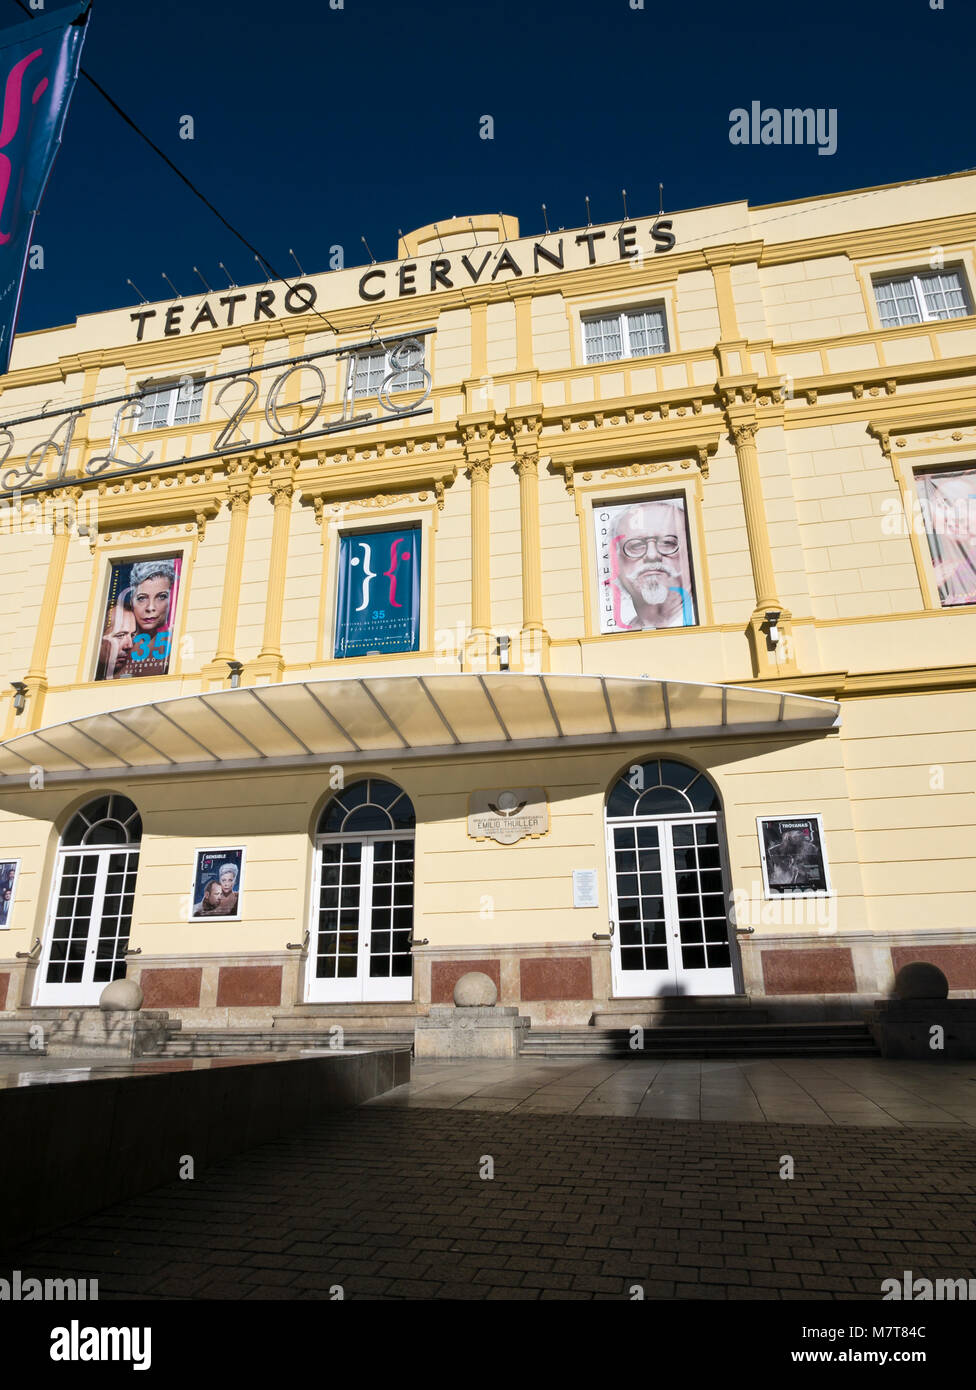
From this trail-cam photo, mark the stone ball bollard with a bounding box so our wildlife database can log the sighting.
[893,962,949,1001]
[453,971,498,1007]
[99,978,144,1012]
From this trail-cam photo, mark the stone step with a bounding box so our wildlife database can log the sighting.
[522,1022,878,1058]
[275,1006,420,1024]
[523,1043,879,1058]
[593,1011,775,1028]
[577,1022,874,1037]
[162,1029,414,1056]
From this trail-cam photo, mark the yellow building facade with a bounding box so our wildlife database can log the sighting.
[0,171,974,1034]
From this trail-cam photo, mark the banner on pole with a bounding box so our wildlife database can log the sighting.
[0,1,90,375]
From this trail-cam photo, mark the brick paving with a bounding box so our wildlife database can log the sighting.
[4,1104,976,1300]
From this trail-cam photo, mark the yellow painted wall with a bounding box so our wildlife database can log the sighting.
[0,171,975,997]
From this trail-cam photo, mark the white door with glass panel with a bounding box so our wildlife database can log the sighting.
[307,779,415,1003]
[606,759,736,998]
[34,795,142,1007]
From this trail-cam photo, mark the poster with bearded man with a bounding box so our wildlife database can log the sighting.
[595,496,698,632]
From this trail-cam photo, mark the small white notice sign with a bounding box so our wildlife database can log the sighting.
[573,869,599,908]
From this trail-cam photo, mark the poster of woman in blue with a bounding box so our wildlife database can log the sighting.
[95,556,181,681]
[334,527,422,658]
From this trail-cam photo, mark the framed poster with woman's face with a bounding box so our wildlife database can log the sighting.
[190,848,245,920]
[0,859,19,927]
[95,555,182,681]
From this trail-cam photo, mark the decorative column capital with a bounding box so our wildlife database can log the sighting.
[269,475,295,505]
[730,419,759,448]
[467,458,492,484]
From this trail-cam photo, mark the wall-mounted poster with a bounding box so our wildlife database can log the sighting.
[757,816,831,896]
[95,555,182,681]
[915,467,976,608]
[0,859,19,928]
[190,848,245,920]
[334,526,421,658]
[594,496,698,632]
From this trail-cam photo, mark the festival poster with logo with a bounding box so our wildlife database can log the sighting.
[758,816,831,896]
[0,2,90,373]
[94,556,182,682]
[915,466,976,608]
[190,848,245,920]
[594,496,698,633]
[0,859,19,927]
[334,527,421,658]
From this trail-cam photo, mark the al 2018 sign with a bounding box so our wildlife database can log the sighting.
[0,331,433,498]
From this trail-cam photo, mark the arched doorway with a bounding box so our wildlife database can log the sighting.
[35,794,142,1007]
[307,778,415,1003]
[605,759,737,998]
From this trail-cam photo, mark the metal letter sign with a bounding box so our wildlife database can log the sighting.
[0,330,434,497]
[0,2,89,375]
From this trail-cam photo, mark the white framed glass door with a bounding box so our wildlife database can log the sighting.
[607,814,735,998]
[307,830,414,1003]
[34,846,139,1006]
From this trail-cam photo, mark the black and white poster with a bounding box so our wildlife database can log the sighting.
[757,815,830,896]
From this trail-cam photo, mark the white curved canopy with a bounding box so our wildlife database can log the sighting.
[0,674,840,786]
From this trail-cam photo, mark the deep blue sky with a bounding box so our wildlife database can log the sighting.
[12,0,976,334]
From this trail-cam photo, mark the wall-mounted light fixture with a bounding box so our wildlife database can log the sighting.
[226,660,244,689]
[764,610,782,648]
[10,681,27,715]
[496,635,511,672]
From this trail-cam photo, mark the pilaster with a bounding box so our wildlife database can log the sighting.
[459,412,495,670]
[508,405,551,672]
[246,457,296,683]
[201,460,255,685]
[725,408,799,679]
[15,494,77,732]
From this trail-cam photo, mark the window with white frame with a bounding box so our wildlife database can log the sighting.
[134,377,204,431]
[582,305,669,364]
[873,268,971,328]
[351,342,425,398]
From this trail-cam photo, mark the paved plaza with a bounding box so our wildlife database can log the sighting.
[370,1056,976,1126]
[3,1057,976,1300]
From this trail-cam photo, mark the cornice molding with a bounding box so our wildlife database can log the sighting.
[734,663,976,700]
[3,207,976,395]
[868,402,976,458]
[92,473,222,538]
[703,240,765,268]
[758,211,976,267]
[299,455,457,510]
